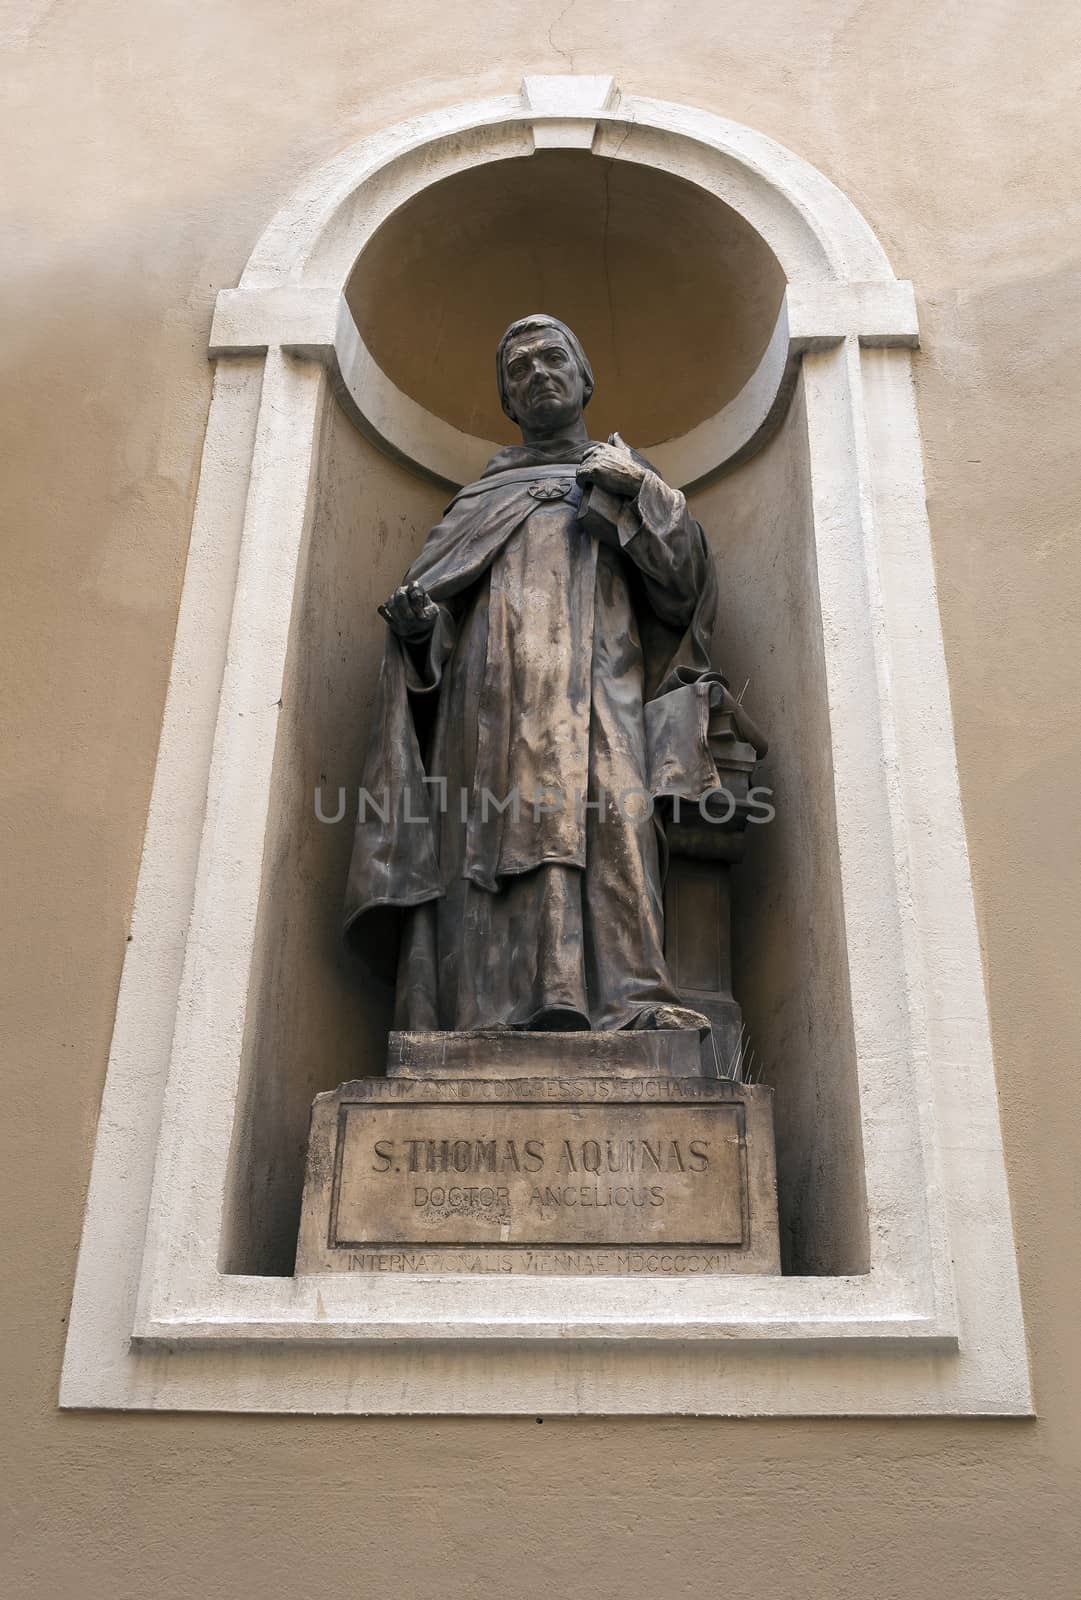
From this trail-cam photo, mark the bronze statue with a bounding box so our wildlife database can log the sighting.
[345,314,748,1036]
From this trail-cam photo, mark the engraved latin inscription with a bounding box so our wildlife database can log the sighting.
[330,1103,745,1248]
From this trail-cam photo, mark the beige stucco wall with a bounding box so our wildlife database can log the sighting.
[4,2,1080,1594]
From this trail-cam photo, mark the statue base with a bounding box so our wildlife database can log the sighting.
[386,1026,704,1078]
[296,1032,780,1277]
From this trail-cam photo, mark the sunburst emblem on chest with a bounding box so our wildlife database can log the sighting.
[527,477,576,502]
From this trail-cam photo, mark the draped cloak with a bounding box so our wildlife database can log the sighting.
[344,437,733,1033]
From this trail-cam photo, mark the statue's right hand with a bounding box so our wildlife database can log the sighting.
[378,581,439,639]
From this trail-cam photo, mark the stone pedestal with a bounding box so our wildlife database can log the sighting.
[296,1031,780,1277]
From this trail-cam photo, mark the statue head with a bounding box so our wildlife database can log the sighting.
[496,314,594,436]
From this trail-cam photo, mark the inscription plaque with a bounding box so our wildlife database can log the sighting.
[333,1102,744,1247]
[297,1073,780,1276]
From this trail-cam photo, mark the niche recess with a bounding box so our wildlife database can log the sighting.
[221,146,862,1281]
[346,150,786,445]
[62,78,1028,1417]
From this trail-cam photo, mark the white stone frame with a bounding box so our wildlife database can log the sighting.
[61,76,1031,1415]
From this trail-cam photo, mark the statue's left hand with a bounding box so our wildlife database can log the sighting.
[577,432,647,499]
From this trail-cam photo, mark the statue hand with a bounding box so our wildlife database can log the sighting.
[577,433,647,499]
[378,581,439,639]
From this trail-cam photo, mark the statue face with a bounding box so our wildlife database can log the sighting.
[500,327,586,434]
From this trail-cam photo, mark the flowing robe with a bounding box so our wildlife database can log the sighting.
[344,438,725,1032]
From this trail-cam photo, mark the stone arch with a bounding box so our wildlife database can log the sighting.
[210,76,917,488]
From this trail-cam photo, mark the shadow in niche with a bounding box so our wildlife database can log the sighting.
[218,387,441,1276]
[218,161,868,1278]
[698,373,870,1276]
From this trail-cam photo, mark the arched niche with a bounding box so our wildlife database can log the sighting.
[344,149,787,448]
[62,78,1028,1418]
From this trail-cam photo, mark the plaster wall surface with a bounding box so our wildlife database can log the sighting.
[3,2,1080,1596]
